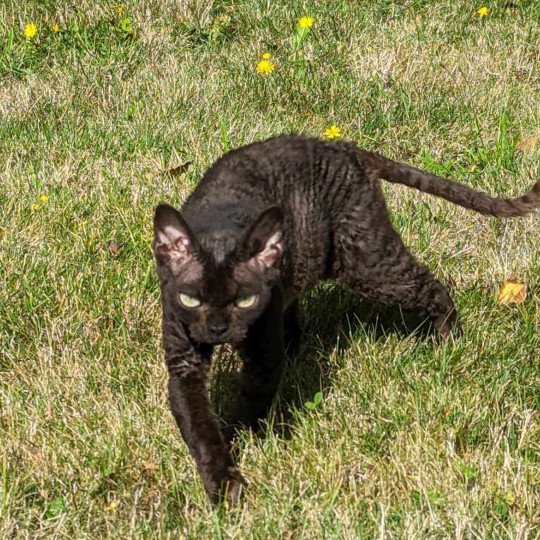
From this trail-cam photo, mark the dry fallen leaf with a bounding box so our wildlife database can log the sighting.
[166,161,192,177]
[497,279,527,305]
[516,135,538,157]
[109,240,123,257]
[143,462,158,471]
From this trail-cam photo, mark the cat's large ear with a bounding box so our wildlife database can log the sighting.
[153,203,198,265]
[240,206,283,269]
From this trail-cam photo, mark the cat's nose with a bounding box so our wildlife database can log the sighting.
[209,322,228,336]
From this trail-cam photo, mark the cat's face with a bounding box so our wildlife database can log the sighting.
[153,204,283,345]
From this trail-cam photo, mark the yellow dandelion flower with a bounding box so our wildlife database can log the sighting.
[52,23,60,33]
[31,203,41,211]
[298,16,314,29]
[477,6,489,17]
[24,23,38,39]
[116,5,126,16]
[262,52,272,60]
[324,125,341,139]
[39,194,49,203]
[256,59,275,75]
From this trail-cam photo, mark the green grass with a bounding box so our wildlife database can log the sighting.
[1,0,540,537]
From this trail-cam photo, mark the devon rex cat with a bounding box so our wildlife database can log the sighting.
[152,135,539,505]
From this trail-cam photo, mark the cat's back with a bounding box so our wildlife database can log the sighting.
[183,134,367,227]
[201,135,320,185]
[189,134,354,199]
[181,135,315,210]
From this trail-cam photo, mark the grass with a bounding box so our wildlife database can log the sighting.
[1,0,540,537]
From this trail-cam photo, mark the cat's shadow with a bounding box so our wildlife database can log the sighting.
[211,283,433,444]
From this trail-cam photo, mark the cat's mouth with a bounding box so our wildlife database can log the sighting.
[190,329,246,347]
[203,335,232,345]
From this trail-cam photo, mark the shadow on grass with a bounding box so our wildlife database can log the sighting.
[211,283,435,446]
[274,284,435,440]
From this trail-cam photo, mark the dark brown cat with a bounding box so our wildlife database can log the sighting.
[152,135,539,505]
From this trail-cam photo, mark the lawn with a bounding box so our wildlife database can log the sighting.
[1,0,540,537]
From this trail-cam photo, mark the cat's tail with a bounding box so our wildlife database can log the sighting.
[360,149,540,218]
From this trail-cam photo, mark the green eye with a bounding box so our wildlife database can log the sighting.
[179,293,201,308]
[235,294,258,309]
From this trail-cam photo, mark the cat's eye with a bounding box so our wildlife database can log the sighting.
[235,294,258,309]
[178,293,201,308]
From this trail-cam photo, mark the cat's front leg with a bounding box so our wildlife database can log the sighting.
[225,288,285,441]
[165,332,244,505]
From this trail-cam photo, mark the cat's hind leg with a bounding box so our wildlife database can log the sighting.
[332,220,459,338]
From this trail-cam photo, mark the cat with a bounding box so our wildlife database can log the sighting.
[152,135,539,505]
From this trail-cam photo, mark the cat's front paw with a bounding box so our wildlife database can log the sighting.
[433,311,461,340]
[222,470,245,507]
[206,466,246,507]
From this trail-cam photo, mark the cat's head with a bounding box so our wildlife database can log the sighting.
[153,203,283,345]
